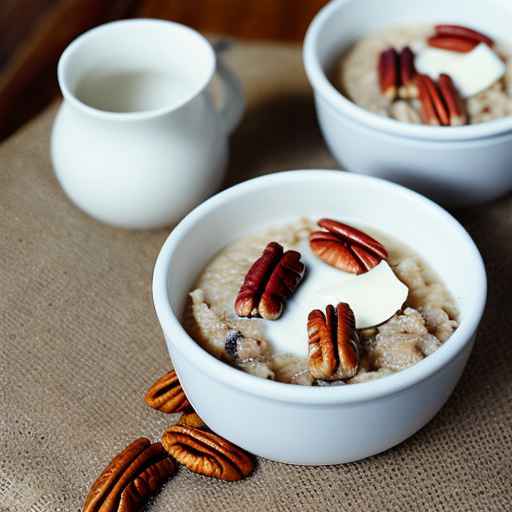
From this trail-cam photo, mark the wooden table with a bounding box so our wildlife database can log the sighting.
[0,0,328,141]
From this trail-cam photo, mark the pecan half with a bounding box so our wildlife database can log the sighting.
[427,35,478,53]
[434,24,494,47]
[234,242,304,320]
[418,74,450,126]
[309,231,364,274]
[416,73,467,127]
[162,425,254,481]
[178,410,207,429]
[118,458,176,512]
[398,46,418,99]
[438,73,467,126]
[378,47,399,100]
[309,218,387,274]
[416,74,442,125]
[144,370,190,414]
[259,250,305,319]
[351,244,381,270]
[308,303,359,381]
[379,46,417,100]
[83,438,176,512]
[234,242,283,317]
[318,219,387,259]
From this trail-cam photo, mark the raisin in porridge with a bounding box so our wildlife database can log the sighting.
[334,24,512,126]
[183,218,458,386]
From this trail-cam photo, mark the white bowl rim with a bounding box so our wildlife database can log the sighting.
[57,19,216,122]
[153,170,487,404]
[303,0,512,142]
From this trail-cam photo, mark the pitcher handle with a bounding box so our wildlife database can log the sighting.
[213,40,245,135]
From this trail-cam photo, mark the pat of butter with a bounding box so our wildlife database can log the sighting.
[263,241,408,358]
[415,48,464,78]
[453,44,506,97]
[416,43,506,97]
[316,261,408,330]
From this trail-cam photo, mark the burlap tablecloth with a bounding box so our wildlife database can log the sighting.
[1,40,511,512]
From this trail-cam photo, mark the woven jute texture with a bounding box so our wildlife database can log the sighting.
[1,41,511,512]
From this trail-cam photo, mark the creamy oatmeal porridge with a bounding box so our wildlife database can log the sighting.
[183,218,458,386]
[334,24,512,125]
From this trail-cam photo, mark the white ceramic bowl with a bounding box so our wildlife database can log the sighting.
[153,170,486,465]
[304,0,512,206]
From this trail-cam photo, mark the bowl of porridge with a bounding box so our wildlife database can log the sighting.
[303,0,512,205]
[152,170,486,464]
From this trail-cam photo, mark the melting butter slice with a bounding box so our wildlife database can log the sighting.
[263,253,409,357]
[415,47,464,78]
[415,43,506,98]
[453,44,506,97]
[316,261,408,329]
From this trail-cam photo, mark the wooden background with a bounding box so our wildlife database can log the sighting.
[0,0,328,141]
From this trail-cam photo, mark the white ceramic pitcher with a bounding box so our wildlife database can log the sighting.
[52,19,244,229]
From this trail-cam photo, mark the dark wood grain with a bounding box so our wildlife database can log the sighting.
[137,0,329,41]
[0,0,55,68]
[0,0,137,139]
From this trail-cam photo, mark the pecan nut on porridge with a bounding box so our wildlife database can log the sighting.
[183,218,458,386]
[334,24,511,125]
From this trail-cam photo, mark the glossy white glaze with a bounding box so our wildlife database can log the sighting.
[152,171,487,464]
[304,0,512,205]
[52,20,244,229]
